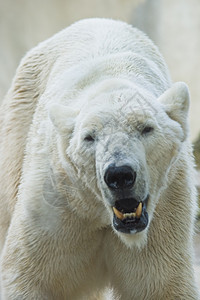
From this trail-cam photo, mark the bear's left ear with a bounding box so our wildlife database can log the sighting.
[158,82,190,140]
[48,103,79,135]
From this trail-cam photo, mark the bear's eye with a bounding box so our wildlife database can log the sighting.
[141,126,154,135]
[84,134,95,142]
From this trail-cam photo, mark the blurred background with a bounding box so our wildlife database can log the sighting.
[0,0,200,288]
[0,0,200,142]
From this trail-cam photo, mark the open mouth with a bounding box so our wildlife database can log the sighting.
[112,196,149,234]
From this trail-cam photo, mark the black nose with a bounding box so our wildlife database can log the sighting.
[104,165,136,190]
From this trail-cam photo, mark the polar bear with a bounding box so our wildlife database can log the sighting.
[0,18,199,299]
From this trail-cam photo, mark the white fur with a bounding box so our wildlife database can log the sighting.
[0,18,199,299]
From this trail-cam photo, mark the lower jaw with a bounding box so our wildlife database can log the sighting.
[112,210,149,234]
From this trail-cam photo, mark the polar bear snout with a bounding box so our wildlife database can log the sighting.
[102,162,149,235]
[104,164,136,190]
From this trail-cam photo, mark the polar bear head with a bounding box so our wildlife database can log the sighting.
[49,80,189,248]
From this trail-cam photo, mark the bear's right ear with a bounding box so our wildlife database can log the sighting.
[48,103,78,135]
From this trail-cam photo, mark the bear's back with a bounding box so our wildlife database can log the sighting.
[43,18,170,83]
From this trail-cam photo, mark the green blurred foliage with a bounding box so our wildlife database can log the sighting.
[194,133,200,169]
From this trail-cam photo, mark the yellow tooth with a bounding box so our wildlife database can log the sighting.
[113,207,124,220]
[136,202,142,218]
[123,212,136,218]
